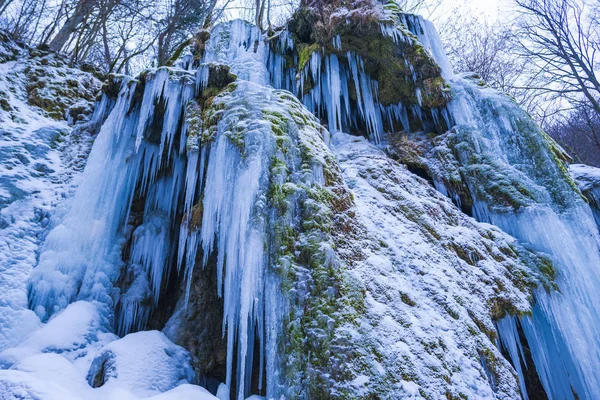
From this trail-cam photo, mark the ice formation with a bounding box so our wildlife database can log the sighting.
[440,79,600,399]
[2,5,600,400]
[570,164,600,229]
[267,11,452,142]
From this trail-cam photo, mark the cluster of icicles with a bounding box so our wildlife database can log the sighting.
[267,13,452,143]
[25,12,600,400]
[29,20,275,400]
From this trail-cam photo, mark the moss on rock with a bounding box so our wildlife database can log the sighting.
[280,5,450,111]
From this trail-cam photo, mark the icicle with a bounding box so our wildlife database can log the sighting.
[496,316,529,400]
[325,54,343,132]
[135,69,169,151]
[28,80,143,320]
[332,34,342,50]
[130,212,172,302]
[196,64,211,93]
[347,52,363,116]
[198,96,269,399]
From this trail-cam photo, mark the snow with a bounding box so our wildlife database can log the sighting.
[331,132,545,398]
[0,301,115,368]
[3,13,600,400]
[0,301,218,400]
[0,40,99,352]
[86,331,195,396]
[570,163,600,192]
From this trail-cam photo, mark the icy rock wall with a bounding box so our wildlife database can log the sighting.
[17,10,600,400]
[265,6,600,397]
[440,79,600,400]
[388,52,600,400]
[18,17,551,400]
[25,19,341,399]
[266,8,453,142]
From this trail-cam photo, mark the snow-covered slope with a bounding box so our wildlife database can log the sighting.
[0,33,100,352]
[331,133,552,399]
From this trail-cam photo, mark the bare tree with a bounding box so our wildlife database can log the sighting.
[440,12,521,88]
[48,0,99,52]
[547,102,600,166]
[254,0,266,29]
[516,0,600,114]
[156,0,221,65]
[437,9,560,125]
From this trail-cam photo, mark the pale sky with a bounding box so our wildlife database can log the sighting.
[429,0,513,22]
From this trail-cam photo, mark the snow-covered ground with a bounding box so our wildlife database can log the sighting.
[570,164,600,193]
[0,43,83,352]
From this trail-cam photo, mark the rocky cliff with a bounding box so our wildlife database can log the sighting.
[1,3,600,400]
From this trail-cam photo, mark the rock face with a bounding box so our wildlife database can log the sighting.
[267,2,452,141]
[2,6,600,400]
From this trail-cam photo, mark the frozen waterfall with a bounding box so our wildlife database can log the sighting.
[11,9,600,400]
[446,77,600,399]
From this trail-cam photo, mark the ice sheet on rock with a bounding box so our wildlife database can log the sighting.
[439,77,600,398]
[492,207,600,399]
[186,80,319,399]
[201,20,268,85]
[397,14,454,78]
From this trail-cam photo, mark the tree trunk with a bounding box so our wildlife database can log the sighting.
[49,0,96,53]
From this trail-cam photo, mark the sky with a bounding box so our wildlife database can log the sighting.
[429,0,512,22]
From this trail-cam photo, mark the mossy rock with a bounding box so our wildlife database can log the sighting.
[284,6,449,110]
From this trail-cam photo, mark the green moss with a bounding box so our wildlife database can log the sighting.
[298,42,320,71]
[185,100,202,145]
[265,121,366,399]
[512,117,583,207]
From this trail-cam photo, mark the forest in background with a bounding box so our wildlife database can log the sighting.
[1,0,598,166]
